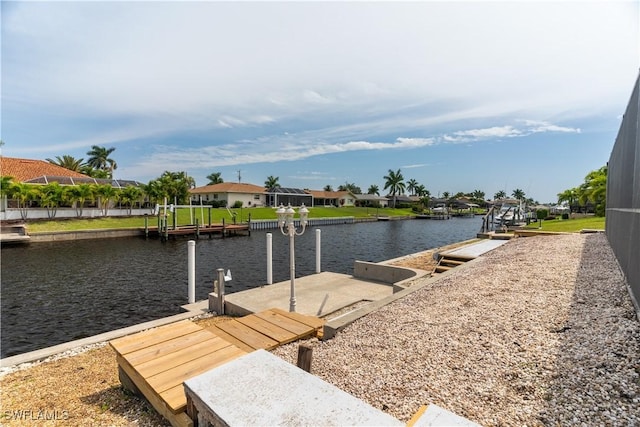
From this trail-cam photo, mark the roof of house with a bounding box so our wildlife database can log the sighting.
[306,190,352,199]
[190,182,267,194]
[1,157,89,182]
[267,187,311,195]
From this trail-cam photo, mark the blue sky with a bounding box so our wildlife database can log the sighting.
[2,1,638,202]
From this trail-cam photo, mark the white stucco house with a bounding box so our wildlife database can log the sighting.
[189,182,267,208]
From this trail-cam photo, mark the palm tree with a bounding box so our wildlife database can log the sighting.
[557,188,578,210]
[206,172,224,185]
[367,184,379,195]
[0,176,13,197]
[86,145,117,178]
[37,182,65,219]
[156,171,195,205]
[6,182,36,219]
[46,155,85,172]
[471,190,485,203]
[383,169,405,208]
[66,183,95,217]
[264,175,279,190]
[494,190,507,200]
[120,185,143,214]
[323,184,334,192]
[577,166,607,216]
[338,182,361,194]
[512,188,526,201]
[406,179,418,196]
[95,184,120,216]
[414,185,427,197]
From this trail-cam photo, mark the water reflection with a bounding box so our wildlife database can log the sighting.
[1,217,481,357]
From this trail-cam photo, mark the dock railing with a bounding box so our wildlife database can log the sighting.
[480,205,497,233]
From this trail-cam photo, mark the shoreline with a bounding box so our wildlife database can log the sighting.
[0,238,467,370]
[1,233,637,426]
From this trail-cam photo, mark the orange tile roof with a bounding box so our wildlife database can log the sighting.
[190,182,267,194]
[0,156,89,182]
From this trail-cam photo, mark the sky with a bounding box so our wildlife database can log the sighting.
[1,1,638,203]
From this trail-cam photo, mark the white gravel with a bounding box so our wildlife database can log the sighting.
[271,233,640,426]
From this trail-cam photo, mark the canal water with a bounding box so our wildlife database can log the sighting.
[1,217,482,358]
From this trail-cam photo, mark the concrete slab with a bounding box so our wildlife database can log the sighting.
[441,239,508,259]
[184,349,403,427]
[223,272,395,317]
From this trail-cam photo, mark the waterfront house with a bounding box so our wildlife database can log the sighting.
[0,156,145,220]
[354,194,389,208]
[189,182,267,208]
[306,190,356,207]
[265,187,313,207]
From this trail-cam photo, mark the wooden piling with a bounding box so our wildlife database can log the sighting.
[297,345,313,373]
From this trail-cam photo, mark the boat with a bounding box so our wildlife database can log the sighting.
[493,203,518,226]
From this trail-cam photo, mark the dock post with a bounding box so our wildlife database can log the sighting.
[195,218,200,239]
[172,208,177,230]
[248,213,251,236]
[315,229,321,274]
[188,241,196,304]
[216,268,225,314]
[208,207,212,228]
[163,217,169,241]
[222,218,226,238]
[144,216,149,239]
[266,233,273,284]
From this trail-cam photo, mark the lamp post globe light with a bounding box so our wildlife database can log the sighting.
[276,203,309,312]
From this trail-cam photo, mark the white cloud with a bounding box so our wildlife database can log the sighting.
[453,126,522,139]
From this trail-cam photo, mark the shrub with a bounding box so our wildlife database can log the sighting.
[232,200,243,208]
[561,213,569,220]
[536,209,549,220]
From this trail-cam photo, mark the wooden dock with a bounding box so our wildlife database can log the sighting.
[109,308,324,427]
[143,223,250,240]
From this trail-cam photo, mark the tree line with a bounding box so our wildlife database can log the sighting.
[556,165,607,216]
[9,144,590,217]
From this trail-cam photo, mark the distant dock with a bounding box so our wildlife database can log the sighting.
[143,223,250,240]
[415,213,450,220]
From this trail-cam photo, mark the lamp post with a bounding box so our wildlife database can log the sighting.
[276,203,309,312]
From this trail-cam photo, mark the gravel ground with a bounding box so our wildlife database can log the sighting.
[272,233,640,425]
[1,233,638,426]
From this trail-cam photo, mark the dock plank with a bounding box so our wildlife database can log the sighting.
[205,325,255,353]
[271,308,325,330]
[125,329,218,367]
[253,310,315,336]
[117,355,193,426]
[110,321,202,355]
[215,320,279,350]
[136,336,231,378]
[236,315,297,343]
[147,345,247,396]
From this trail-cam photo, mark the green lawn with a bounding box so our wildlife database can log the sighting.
[524,215,605,232]
[25,206,418,233]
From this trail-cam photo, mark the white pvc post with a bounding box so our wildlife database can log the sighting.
[315,229,321,274]
[266,233,273,284]
[216,268,226,315]
[187,240,196,303]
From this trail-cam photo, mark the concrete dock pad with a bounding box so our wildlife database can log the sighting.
[441,239,508,259]
[224,272,395,317]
